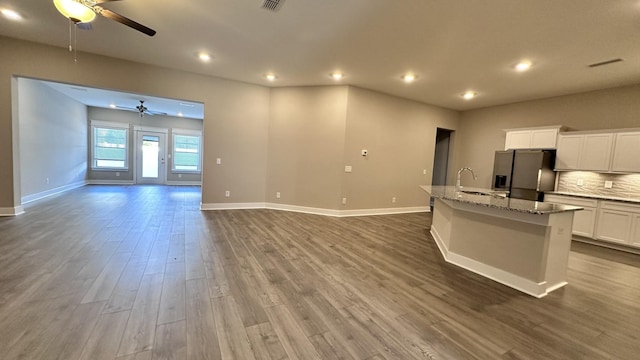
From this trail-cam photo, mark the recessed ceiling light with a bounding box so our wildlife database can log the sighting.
[462,91,477,100]
[198,53,211,62]
[1,9,22,21]
[401,73,417,83]
[514,60,532,72]
[330,72,344,81]
[265,73,277,81]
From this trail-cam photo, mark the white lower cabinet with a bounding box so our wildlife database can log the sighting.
[595,201,640,247]
[631,214,640,247]
[544,194,597,238]
[545,195,640,250]
[596,209,632,244]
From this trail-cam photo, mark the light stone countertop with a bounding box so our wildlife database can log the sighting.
[422,185,583,215]
[546,191,640,204]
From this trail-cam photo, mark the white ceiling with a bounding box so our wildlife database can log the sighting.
[42,80,205,119]
[1,0,640,111]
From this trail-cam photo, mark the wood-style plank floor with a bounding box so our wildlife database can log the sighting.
[1,185,639,359]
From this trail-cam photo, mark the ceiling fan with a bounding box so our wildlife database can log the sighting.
[53,0,156,36]
[117,100,167,117]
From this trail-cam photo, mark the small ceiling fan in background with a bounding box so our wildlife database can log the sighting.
[117,100,167,117]
[53,0,156,36]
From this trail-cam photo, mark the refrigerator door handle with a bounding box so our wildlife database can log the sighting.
[536,169,542,191]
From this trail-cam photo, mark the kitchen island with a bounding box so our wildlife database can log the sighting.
[421,185,582,298]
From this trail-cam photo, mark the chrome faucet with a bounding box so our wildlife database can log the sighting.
[456,167,478,191]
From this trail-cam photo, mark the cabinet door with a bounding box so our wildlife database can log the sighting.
[531,129,558,149]
[572,207,597,238]
[596,209,632,244]
[580,134,613,171]
[611,132,640,172]
[555,135,582,170]
[505,130,532,150]
[630,214,640,248]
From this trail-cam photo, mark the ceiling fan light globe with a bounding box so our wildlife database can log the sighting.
[53,0,96,23]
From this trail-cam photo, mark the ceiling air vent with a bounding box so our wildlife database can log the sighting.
[588,58,623,68]
[262,0,285,12]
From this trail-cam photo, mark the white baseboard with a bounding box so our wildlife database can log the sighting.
[430,226,551,298]
[200,202,267,211]
[0,206,24,216]
[86,180,135,185]
[266,203,342,217]
[339,206,430,217]
[200,202,430,218]
[165,181,202,186]
[21,180,87,204]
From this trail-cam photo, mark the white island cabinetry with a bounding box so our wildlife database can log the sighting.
[422,186,581,298]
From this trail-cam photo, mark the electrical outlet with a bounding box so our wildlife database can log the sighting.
[116,172,120,177]
[276,192,281,199]
[178,174,182,178]
[392,197,396,203]
[225,190,230,197]
[604,181,613,189]
[45,177,49,184]
[216,158,221,165]
[423,169,427,175]
[344,165,352,173]
[342,197,347,205]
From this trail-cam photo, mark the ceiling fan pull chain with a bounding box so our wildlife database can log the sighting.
[68,18,72,53]
[74,23,78,64]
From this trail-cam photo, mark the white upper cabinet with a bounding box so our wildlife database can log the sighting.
[504,126,561,150]
[555,135,582,169]
[611,132,640,173]
[555,133,613,171]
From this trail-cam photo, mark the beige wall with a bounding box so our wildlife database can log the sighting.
[5,36,639,214]
[18,78,87,200]
[267,86,348,209]
[0,36,270,211]
[342,87,460,209]
[265,86,460,211]
[456,84,640,188]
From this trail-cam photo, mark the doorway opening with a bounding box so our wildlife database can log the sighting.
[135,130,167,184]
[431,128,453,207]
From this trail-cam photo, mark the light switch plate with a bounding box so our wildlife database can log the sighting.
[345,165,352,173]
[577,178,584,186]
[604,180,613,189]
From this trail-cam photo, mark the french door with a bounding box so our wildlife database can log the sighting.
[136,130,166,184]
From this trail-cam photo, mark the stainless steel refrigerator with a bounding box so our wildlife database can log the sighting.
[492,149,556,201]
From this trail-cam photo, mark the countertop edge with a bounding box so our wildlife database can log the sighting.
[422,186,582,215]
[545,191,640,204]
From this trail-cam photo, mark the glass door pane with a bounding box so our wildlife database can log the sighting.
[136,131,166,184]
[142,135,159,178]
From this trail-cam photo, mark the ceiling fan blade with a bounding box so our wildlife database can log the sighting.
[115,105,137,111]
[96,8,156,37]
[147,110,167,116]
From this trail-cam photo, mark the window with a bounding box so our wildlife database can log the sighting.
[91,121,129,170]
[172,130,202,173]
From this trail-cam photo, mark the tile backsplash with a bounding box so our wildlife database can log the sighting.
[557,171,640,200]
